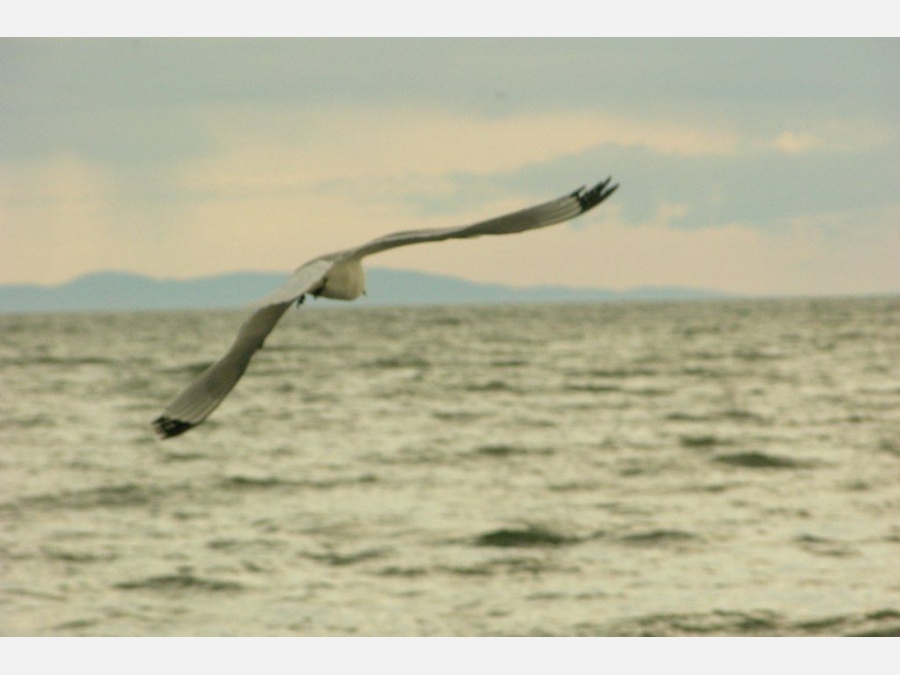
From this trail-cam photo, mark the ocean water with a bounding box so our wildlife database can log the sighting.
[2,297,899,636]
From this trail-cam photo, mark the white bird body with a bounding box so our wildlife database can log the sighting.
[315,257,367,300]
[153,178,618,438]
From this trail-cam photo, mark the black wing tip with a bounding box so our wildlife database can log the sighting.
[152,416,195,439]
[574,177,619,212]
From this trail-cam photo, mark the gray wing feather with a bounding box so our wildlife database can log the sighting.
[153,258,339,438]
[342,178,618,260]
[153,301,293,438]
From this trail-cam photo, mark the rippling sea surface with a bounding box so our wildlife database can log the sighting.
[2,298,899,636]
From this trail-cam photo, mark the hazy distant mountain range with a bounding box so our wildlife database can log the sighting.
[0,269,729,314]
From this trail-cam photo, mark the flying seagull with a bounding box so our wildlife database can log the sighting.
[153,177,618,438]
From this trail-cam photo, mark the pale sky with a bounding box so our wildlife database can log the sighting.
[2,38,898,296]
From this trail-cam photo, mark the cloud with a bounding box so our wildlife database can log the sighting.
[772,131,821,155]
[174,104,740,220]
[1,39,898,294]
[0,155,119,280]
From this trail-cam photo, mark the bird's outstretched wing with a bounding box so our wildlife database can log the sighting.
[153,178,617,438]
[341,177,618,260]
[152,301,293,438]
[153,259,338,438]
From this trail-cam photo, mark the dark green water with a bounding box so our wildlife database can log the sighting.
[2,298,899,635]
